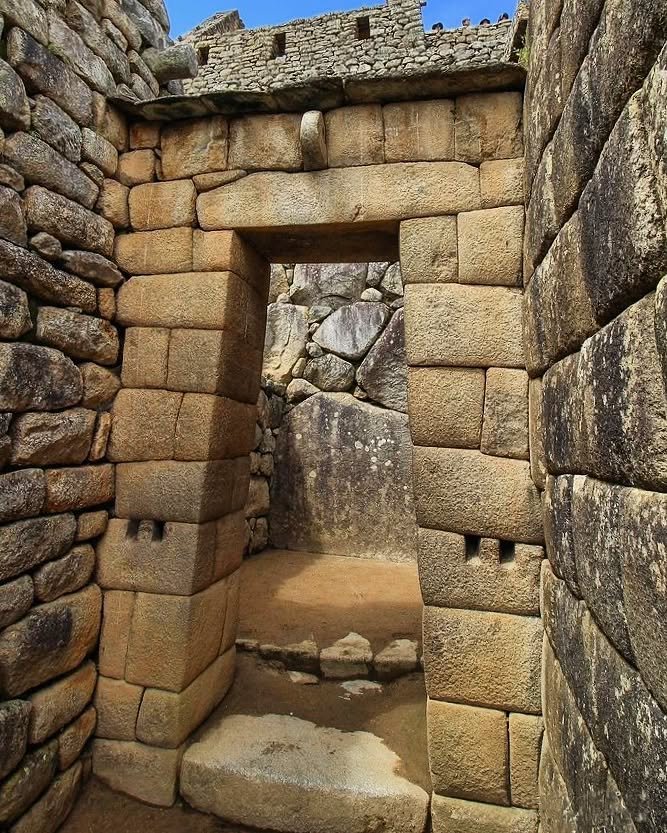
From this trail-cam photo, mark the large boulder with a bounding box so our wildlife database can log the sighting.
[313,302,390,361]
[357,309,407,412]
[262,303,308,384]
[289,263,367,308]
[270,393,417,562]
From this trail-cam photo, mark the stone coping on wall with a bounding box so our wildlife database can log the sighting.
[111,62,525,121]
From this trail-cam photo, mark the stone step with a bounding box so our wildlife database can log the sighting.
[180,653,430,833]
[238,548,423,661]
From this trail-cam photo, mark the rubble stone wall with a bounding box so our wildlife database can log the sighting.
[0,0,182,829]
[523,0,667,829]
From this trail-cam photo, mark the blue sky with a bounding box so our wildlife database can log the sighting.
[169,0,512,38]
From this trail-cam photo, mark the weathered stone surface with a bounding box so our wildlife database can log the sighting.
[384,100,454,162]
[423,606,542,713]
[31,96,81,164]
[97,178,130,228]
[76,509,108,542]
[408,367,485,447]
[60,250,123,288]
[0,165,25,193]
[290,263,367,308]
[0,586,101,697]
[115,228,193,275]
[245,477,270,518]
[82,128,118,177]
[0,238,96,312]
[45,465,114,513]
[161,117,228,180]
[263,303,308,384]
[95,676,143,740]
[93,739,181,807]
[480,158,524,208]
[455,92,523,163]
[481,368,529,459]
[271,393,416,561]
[30,232,62,261]
[405,284,524,367]
[45,10,116,96]
[181,713,429,833]
[0,186,27,247]
[0,514,75,583]
[229,114,302,171]
[0,739,57,825]
[373,639,418,679]
[0,700,30,781]
[286,378,319,403]
[143,43,197,82]
[58,706,96,770]
[80,363,120,408]
[98,591,134,680]
[33,544,95,603]
[538,738,578,833]
[428,699,508,804]
[121,327,168,389]
[313,302,390,361]
[0,469,45,523]
[0,280,30,339]
[67,0,133,82]
[0,58,30,131]
[36,307,118,365]
[303,354,355,392]
[6,29,92,125]
[325,105,384,167]
[418,529,541,616]
[198,162,481,229]
[458,206,524,286]
[116,149,155,186]
[300,110,326,171]
[509,713,543,810]
[108,388,180,462]
[356,309,406,411]
[320,632,372,679]
[27,661,96,744]
[23,186,114,256]
[431,795,537,833]
[414,448,543,543]
[9,409,95,466]
[129,180,197,230]
[0,576,33,630]
[10,760,82,833]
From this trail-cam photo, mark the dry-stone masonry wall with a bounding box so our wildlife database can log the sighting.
[523,1,667,830]
[0,0,198,829]
[183,0,517,96]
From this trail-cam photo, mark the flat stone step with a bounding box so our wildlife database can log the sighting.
[180,712,430,833]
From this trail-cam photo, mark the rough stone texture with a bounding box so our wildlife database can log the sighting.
[93,739,182,807]
[0,280,31,339]
[320,632,372,679]
[0,576,34,630]
[408,367,485,448]
[290,263,367,308]
[9,409,96,466]
[60,250,123,288]
[325,105,384,167]
[312,302,390,361]
[45,465,114,513]
[0,513,76,584]
[303,354,355,392]
[509,713,543,810]
[481,368,529,459]
[128,180,197,230]
[121,328,169,389]
[458,206,524,286]
[23,186,114,256]
[428,699,508,804]
[180,713,429,833]
[271,393,417,562]
[58,706,96,770]
[431,795,538,833]
[0,57,31,131]
[80,363,120,409]
[0,469,45,523]
[356,309,407,411]
[0,700,31,780]
[95,676,143,740]
[161,116,228,180]
[32,544,95,603]
[30,96,81,163]
[0,739,58,825]
[229,114,302,171]
[455,92,523,163]
[10,761,82,833]
[114,227,193,275]
[0,185,27,247]
[263,303,308,384]
[384,99,454,162]
[480,158,524,208]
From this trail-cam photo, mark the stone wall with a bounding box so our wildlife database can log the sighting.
[523,0,667,829]
[0,0,200,828]
[182,0,516,96]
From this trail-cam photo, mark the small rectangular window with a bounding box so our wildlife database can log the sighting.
[197,46,210,65]
[356,16,371,39]
[271,32,287,58]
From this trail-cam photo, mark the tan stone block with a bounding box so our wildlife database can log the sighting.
[116,149,155,186]
[458,207,524,287]
[90,412,112,461]
[428,699,508,804]
[413,447,543,543]
[481,368,529,459]
[399,216,458,284]
[130,122,161,150]
[431,795,538,833]
[45,465,114,512]
[115,458,250,524]
[128,180,197,230]
[117,272,264,346]
[114,227,193,275]
[404,284,524,368]
[136,649,235,748]
[167,328,263,404]
[98,590,135,679]
[424,606,542,713]
[192,230,270,296]
[455,92,524,163]
[94,676,143,741]
[97,287,115,321]
[121,327,169,389]
[197,162,481,230]
[96,178,129,228]
[58,705,96,770]
[509,713,543,809]
[480,159,524,208]
[228,113,302,171]
[108,388,182,462]
[124,578,229,691]
[418,528,543,615]
[384,100,455,162]
[220,568,240,651]
[97,518,223,595]
[325,105,384,167]
[75,509,108,541]
[408,367,485,448]
[175,393,256,461]
[161,116,228,180]
[93,738,183,806]
[214,514,246,582]
[528,378,547,490]
[27,661,97,744]
[193,170,247,191]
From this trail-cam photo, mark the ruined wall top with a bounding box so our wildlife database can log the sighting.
[180,0,524,97]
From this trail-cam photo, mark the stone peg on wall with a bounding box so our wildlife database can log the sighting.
[143,45,199,83]
[300,111,327,171]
